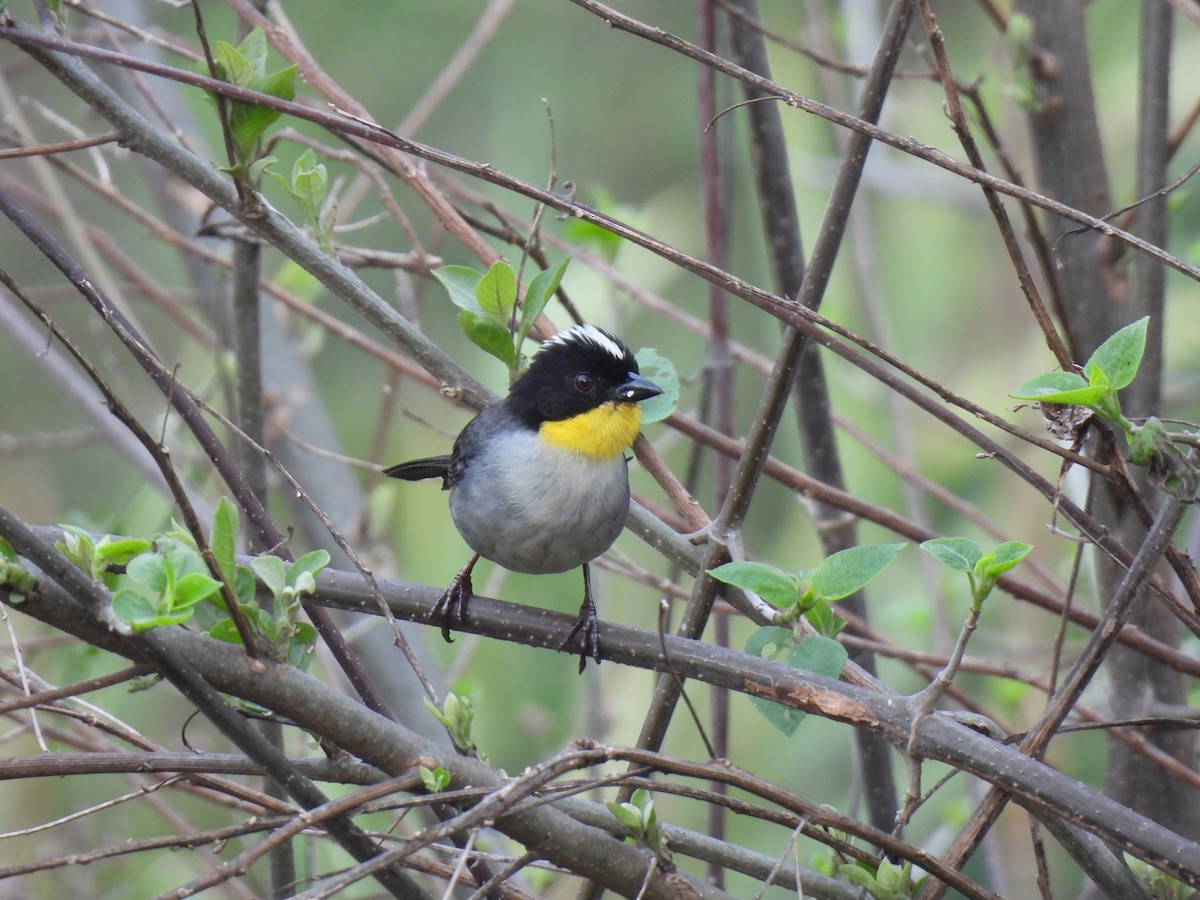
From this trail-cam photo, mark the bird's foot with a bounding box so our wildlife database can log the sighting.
[560,592,601,673]
[432,556,477,643]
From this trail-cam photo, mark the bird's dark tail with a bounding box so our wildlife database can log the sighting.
[383,456,451,483]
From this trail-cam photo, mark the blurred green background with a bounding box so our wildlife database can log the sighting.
[2,1,1199,896]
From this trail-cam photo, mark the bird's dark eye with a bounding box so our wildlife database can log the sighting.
[573,373,595,393]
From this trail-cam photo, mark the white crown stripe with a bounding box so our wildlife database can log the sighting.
[544,324,627,361]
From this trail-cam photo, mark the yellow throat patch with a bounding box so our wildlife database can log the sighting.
[539,402,643,460]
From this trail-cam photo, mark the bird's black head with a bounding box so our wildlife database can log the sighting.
[507,324,660,427]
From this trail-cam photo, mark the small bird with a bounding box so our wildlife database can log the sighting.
[385,324,662,670]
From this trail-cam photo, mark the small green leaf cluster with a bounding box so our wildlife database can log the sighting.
[425,691,476,754]
[419,766,451,793]
[107,536,223,633]
[840,857,920,899]
[710,544,905,634]
[199,499,324,669]
[605,789,666,856]
[434,259,569,376]
[56,499,324,667]
[1012,316,1147,432]
[708,544,905,735]
[1011,317,1194,488]
[271,149,333,253]
[208,27,297,181]
[59,523,218,632]
[0,539,38,602]
[920,538,1031,605]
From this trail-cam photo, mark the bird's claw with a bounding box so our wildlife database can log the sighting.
[560,597,601,673]
[432,569,474,643]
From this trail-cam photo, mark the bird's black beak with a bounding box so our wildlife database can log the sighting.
[617,372,663,403]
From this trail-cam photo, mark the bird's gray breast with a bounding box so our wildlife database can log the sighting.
[449,430,630,574]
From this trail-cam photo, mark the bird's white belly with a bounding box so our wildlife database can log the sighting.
[449,436,630,574]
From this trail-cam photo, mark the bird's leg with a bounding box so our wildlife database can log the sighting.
[433,553,478,643]
[561,562,601,673]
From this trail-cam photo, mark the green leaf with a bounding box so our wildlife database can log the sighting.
[207,618,242,643]
[126,552,170,595]
[173,572,223,609]
[708,562,800,611]
[111,589,160,632]
[840,862,881,892]
[920,537,983,573]
[251,555,287,597]
[802,598,846,638]
[458,309,519,371]
[287,624,318,670]
[433,265,484,315]
[211,497,239,585]
[519,258,570,344]
[254,64,297,103]
[426,691,476,752]
[745,626,797,661]
[1011,371,1103,406]
[809,543,905,603]
[234,565,258,605]
[0,539,16,564]
[744,627,807,736]
[287,550,330,590]
[633,348,679,425]
[236,26,268,79]
[228,97,282,163]
[420,766,451,793]
[875,858,912,895]
[214,40,254,87]
[94,536,151,569]
[606,801,644,836]
[975,541,1032,581]
[789,634,848,679]
[1085,316,1148,391]
[475,260,518,324]
[156,537,209,580]
[284,149,329,225]
[213,42,295,165]
[57,526,96,573]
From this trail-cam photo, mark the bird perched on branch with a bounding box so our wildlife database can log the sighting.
[385,324,662,670]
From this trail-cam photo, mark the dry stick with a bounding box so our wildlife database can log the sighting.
[0,130,117,157]
[1,30,453,721]
[154,774,423,900]
[0,21,1183,467]
[695,2,736,883]
[0,664,148,715]
[922,2,1177,889]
